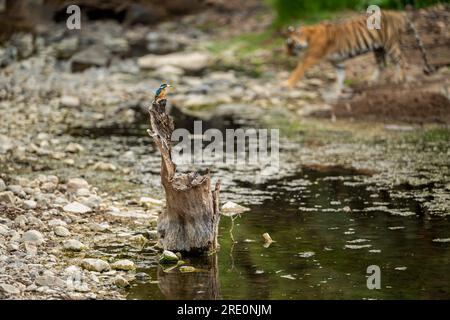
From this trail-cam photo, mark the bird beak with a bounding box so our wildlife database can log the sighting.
[167,85,174,92]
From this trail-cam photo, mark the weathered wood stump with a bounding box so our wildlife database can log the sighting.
[148,98,221,253]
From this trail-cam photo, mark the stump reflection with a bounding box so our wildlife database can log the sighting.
[157,254,220,300]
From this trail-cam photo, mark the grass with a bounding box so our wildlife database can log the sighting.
[421,127,450,143]
[207,29,282,57]
[206,29,285,77]
[266,0,446,27]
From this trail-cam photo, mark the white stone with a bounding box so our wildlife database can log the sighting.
[0,135,14,154]
[92,161,117,171]
[54,226,71,237]
[221,201,250,216]
[81,258,110,272]
[48,219,67,227]
[159,250,179,263]
[111,259,135,271]
[23,200,37,209]
[35,275,65,288]
[22,230,45,245]
[114,275,129,288]
[0,191,15,204]
[139,197,163,208]
[76,188,91,197]
[0,283,20,295]
[0,224,9,235]
[65,143,85,153]
[60,95,80,108]
[67,178,89,192]
[63,239,87,251]
[63,202,92,214]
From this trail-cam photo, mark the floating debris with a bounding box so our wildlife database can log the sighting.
[347,239,370,244]
[432,238,450,243]
[388,226,405,230]
[262,232,274,248]
[179,266,196,273]
[298,251,315,258]
[280,275,296,280]
[298,207,318,212]
[395,266,407,271]
[344,244,372,250]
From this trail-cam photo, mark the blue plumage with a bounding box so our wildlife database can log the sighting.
[155,83,171,100]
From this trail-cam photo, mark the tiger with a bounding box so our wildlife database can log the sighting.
[284,10,433,92]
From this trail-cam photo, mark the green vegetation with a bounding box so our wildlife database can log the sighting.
[206,29,285,77]
[267,0,446,27]
[207,29,282,57]
[422,127,450,143]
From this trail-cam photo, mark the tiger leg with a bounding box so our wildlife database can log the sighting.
[386,44,407,83]
[321,63,345,102]
[371,48,387,82]
[333,63,346,94]
[286,54,319,88]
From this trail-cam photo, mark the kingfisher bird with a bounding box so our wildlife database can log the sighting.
[154,83,173,102]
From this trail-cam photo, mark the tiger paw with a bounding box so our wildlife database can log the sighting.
[282,80,296,89]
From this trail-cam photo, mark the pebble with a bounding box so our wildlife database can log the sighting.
[65,143,85,153]
[23,200,37,209]
[221,201,249,216]
[41,182,57,192]
[0,224,9,235]
[0,191,16,204]
[35,275,65,288]
[147,230,158,240]
[22,230,45,245]
[63,202,92,214]
[63,239,87,251]
[54,226,71,237]
[113,275,130,288]
[92,161,117,171]
[129,234,148,247]
[67,178,89,193]
[135,273,150,282]
[159,250,179,264]
[81,258,110,272]
[86,222,108,232]
[0,135,15,154]
[111,259,135,271]
[79,195,102,209]
[48,219,67,227]
[139,196,163,208]
[0,283,20,295]
[0,178,5,191]
[8,185,25,197]
[76,188,91,197]
[60,95,80,108]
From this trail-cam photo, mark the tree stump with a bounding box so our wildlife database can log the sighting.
[147,98,221,253]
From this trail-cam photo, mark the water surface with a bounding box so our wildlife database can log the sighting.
[126,167,450,300]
